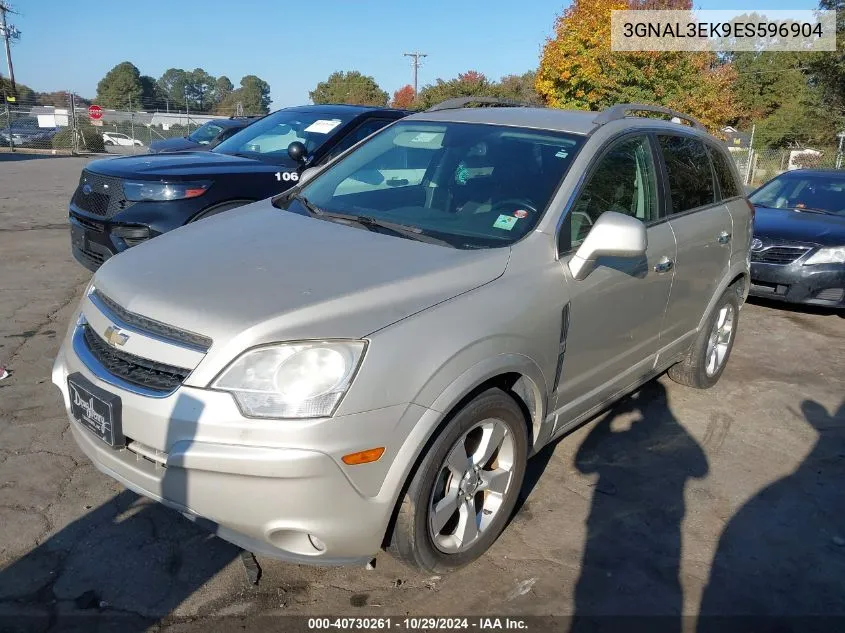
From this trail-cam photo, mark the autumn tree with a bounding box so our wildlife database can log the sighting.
[310,71,389,107]
[536,0,737,131]
[494,71,541,105]
[806,0,845,128]
[392,84,416,109]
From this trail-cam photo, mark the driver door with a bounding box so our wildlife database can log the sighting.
[552,133,676,431]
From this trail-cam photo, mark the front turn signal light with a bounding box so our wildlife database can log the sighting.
[342,447,385,465]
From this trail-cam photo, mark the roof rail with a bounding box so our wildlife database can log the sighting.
[425,97,532,112]
[594,103,706,131]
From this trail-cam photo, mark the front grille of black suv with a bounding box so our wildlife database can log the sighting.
[71,170,135,218]
[82,324,189,393]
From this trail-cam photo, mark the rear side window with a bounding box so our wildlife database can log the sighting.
[658,135,715,213]
[707,145,741,199]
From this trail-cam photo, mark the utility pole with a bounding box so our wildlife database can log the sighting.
[0,2,20,95]
[403,51,428,96]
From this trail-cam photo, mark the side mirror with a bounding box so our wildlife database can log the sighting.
[287,141,307,164]
[567,211,647,281]
[298,167,319,186]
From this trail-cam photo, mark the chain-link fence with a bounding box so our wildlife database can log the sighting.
[1,90,261,155]
[729,146,844,189]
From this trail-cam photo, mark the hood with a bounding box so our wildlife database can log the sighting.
[92,200,510,378]
[148,137,204,153]
[753,205,845,247]
[86,151,296,179]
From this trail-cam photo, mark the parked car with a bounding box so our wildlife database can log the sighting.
[102,132,144,147]
[53,100,751,572]
[68,104,410,271]
[748,169,845,308]
[0,116,58,148]
[148,117,260,154]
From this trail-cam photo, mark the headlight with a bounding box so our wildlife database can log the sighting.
[123,180,210,201]
[211,341,367,418]
[804,246,845,266]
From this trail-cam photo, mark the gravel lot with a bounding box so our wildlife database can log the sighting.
[0,154,843,631]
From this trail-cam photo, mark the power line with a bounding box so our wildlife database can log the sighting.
[403,51,428,96]
[0,1,20,95]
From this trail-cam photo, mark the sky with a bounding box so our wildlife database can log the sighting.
[7,0,821,109]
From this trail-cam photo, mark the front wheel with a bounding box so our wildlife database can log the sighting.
[387,388,528,572]
[668,287,740,389]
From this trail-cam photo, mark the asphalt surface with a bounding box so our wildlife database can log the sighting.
[0,154,843,632]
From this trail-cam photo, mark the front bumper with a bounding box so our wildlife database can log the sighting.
[750,261,845,308]
[52,315,425,564]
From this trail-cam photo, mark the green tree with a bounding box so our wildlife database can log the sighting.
[216,75,272,115]
[95,62,144,109]
[188,68,216,112]
[157,68,190,110]
[806,0,845,128]
[415,70,494,109]
[309,71,388,106]
[536,0,737,132]
[493,71,541,105]
[215,76,234,105]
[139,75,167,110]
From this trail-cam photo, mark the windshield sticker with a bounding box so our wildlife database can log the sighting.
[513,209,529,219]
[304,119,342,134]
[410,132,439,143]
[493,215,518,231]
[555,149,569,158]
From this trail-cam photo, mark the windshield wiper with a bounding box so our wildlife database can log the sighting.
[298,204,454,247]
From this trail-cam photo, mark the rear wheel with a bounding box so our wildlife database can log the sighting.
[668,287,740,389]
[387,388,528,572]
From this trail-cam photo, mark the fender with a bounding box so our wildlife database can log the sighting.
[374,353,551,506]
[696,260,750,332]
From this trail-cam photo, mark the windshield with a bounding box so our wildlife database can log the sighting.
[750,173,845,215]
[188,122,225,144]
[214,109,357,159]
[291,121,583,249]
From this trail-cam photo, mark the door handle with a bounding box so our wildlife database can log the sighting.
[654,256,674,273]
[718,231,732,245]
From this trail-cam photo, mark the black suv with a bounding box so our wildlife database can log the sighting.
[69,104,409,271]
[147,117,261,154]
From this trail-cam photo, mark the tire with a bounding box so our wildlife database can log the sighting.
[387,388,528,572]
[190,200,253,223]
[104,140,115,146]
[668,287,740,389]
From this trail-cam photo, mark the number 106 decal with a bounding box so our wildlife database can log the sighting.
[275,171,299,182]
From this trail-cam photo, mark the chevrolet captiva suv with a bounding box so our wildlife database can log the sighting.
[53,99,751,572]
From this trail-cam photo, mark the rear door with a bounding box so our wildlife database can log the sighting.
[657,134,733,355]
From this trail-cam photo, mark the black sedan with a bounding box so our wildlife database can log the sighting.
[748,169,845,309]
[69,104,409,271]
[148,117,260,154]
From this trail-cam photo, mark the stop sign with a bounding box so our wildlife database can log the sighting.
[88,105,103,120]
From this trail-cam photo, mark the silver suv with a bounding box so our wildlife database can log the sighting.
[53,100,751,572]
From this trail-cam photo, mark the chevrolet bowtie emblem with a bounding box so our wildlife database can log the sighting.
[103,325,129,347]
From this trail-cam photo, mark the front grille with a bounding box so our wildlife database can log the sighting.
[70,214,105,232]
[82,325,189,393]
[92,290,212,351]
[751,244,812,265]
[76,247,106,268]
[71,170,135,218]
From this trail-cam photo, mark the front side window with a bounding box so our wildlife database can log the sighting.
[292,121,584,249]
[188,122,225,144]
[565,135,658,250]
[659,135,716,214]
[750,173,845,216]
[214,109,358,160]
[323,118,393,162]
